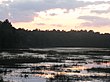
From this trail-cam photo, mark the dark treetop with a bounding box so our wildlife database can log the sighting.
[0,19,110,49]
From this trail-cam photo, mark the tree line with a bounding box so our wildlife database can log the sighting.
[0,19,110,49]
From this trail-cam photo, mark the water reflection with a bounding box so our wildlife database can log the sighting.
[0,48,110,82]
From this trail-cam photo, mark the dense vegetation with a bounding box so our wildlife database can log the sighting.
[0,19,110,49]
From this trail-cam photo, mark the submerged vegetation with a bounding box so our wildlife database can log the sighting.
[0,19,110,49]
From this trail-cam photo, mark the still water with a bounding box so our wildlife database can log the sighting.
[0,48,110,82]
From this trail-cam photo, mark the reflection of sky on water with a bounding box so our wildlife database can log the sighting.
[3,76,46,82]
[30,47,110,53]
[0,48,110,82]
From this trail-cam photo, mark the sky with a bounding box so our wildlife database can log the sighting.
[0,0,110,33]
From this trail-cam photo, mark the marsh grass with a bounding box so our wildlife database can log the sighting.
[87,68,110,73]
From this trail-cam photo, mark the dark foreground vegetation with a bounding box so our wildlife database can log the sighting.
[0,19,110,49]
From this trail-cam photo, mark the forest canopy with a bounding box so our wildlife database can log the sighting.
[0,19,110,49]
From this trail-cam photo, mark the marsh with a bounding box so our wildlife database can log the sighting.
[0,48,110,82]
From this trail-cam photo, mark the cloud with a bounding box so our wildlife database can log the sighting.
[0,0,13,4]
[90,3,110,14]
[0,0,94,22]
[91,7,110,14]
[37,23,46,26]
[78,16,110,27]
[9,0,91,12]
[0,0,110,22]
[0,0,38,22]
[27,0,89,10]
[10,10,36,22]
[51,24,66,27]
[49,13,58,16]
[0,5,10,20]
[78,0,110,2]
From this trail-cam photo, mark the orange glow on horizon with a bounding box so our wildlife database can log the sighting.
[12,21,110,33]
[11,4,110,33]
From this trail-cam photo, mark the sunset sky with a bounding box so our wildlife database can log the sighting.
[0,0,110,33]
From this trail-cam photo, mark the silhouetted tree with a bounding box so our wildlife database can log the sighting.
[0,19,110,49]
[0,19,18,49]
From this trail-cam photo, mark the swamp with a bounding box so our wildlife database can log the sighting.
[0,47,110,82]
